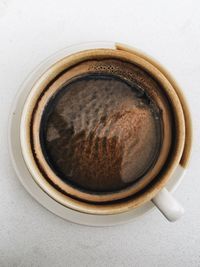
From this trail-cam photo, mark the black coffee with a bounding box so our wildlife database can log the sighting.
[40,60,163,193]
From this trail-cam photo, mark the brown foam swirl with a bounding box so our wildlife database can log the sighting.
[41,72,162,192]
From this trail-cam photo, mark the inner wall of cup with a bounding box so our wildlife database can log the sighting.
[29,50,175,205]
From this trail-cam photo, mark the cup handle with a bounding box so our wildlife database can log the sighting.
[152,188,184,222]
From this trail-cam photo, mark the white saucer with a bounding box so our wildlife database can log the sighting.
[8,42,185,226]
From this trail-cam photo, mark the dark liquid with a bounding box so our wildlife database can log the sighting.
[40,72,163,193]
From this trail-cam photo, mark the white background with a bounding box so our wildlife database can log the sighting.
[0,0,200,266]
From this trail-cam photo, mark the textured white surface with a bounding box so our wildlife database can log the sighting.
[0,0,200,266]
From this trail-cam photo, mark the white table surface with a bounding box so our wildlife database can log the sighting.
[0,0,200,266]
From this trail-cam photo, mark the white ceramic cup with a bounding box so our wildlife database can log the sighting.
[19,42,192,222]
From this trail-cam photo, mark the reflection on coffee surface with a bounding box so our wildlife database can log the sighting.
[40,59,163,193]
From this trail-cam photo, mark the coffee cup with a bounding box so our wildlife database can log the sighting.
[20,43,192,221]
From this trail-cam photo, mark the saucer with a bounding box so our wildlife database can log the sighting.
[8,42,185,226]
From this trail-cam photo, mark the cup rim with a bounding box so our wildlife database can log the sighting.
[20,44,186,215]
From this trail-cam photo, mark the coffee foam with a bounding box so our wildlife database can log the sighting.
[40,59,163,193]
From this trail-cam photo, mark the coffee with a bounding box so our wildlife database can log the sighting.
[30,51,172,203]
[40,69,162,193]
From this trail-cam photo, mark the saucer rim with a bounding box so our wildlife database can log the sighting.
[8,41,186,226]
